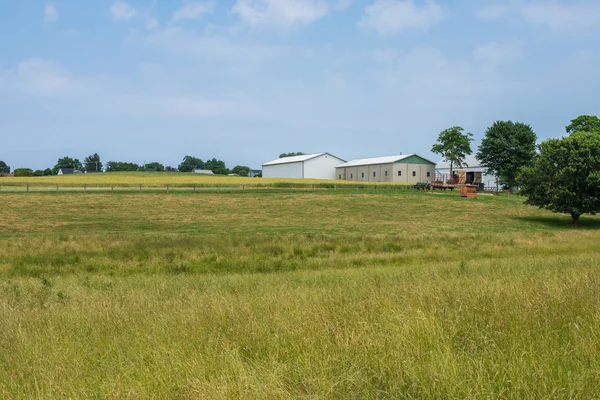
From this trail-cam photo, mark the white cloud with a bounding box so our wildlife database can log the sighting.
[232,0,329,27]
[116,94,258,117]
[359,0,446,34]
[475,3,511,20]
[522,1,600,31]
[110,2,137,22]
[473,41,524,65]
[16,58,73,97]
[44,3,59,23]
[172,1,215,22]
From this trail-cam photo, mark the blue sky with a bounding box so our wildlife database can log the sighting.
[1,0,599,170]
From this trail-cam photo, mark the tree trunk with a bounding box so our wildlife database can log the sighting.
[571,213,581,225]
[450,160,453,183]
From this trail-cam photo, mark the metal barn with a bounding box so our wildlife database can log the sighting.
[262,153,346,180]
[335,154,436,183]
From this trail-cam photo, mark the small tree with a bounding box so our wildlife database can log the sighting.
[431,126,473,177]
[144,162,164,172]
[84,153,103,172]
[279,152,305,158]
[14,168,34,177]
[566,115,600,134]
[0,161,9,174]
[477,121,537,191]
[43,168,53,176]
[519,131,600,225]
[105,161,139,172]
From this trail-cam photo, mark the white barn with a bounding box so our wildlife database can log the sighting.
[262,153,346,180]
[436,155,497,188]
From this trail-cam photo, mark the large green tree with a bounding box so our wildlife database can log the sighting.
[565,115,600,134]
[105,161,139,172]
[144,162,164,172]
[205,158,229,175]
[431,126,473,177]
[0,160,9,174]
[519,131,600,225]
[231,165,250,177]
[52,157,83,175]
[477,121,537,191]
[14,168,34,177]
[178,156,205,172]
[84,153,103,172]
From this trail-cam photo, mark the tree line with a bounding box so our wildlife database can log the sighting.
[1,154,255,177]
[431,114,600,224]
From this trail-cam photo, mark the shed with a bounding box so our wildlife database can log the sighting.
[262,153,346,180]
[336,154,436,183]
[194,169,214,175]
[436,155,497,188]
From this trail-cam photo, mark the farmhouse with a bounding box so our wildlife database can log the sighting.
[57,168,74,175]
[262,153,346,180]
[336,154,436,183]
[436,155,497,188]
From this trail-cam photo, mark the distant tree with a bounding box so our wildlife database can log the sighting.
[84,153,103,172]
[144,162,164,172]
[231,165,251,177]
[165,166,178,172]
[0,160,9,174]
[43,168,53,176]
[279,152,305,158]
[205,158,229,175]
[431,126,473,177]
[477,121,537,191]
[14,168,34,177]
[105,161,140,172]
[519,131,600,225]
[33,170,44,176]
[178,156,205,172]
[566,115,600,134]
[53,157,83,175]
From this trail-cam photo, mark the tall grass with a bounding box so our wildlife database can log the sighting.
[1,191,600,398]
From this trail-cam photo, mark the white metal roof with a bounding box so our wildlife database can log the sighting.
[262,153,325,166]
[436,154,482,169]
[336,154,434,168]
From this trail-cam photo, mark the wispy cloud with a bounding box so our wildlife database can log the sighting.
[110,2,137,22]
[44,3,59,24]
[359,0,446,35]
[232,0,329,28]
[171,1,215,22]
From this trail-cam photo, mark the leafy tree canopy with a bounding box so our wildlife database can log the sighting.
[0,160,9,174]
[43,168,53,176]
[477,121,537,190]
[53,157,83,175]
[519,131,600,225]
[144,162,164,172]
[14,168,34,177]
[178,156,205,173]
[105,161,140,172]
[84,153,103,172]
[205,158,229,175]
[231,165,250,177]
[565,115,600,134]
[431,126,473,175]
[279,152,305,158]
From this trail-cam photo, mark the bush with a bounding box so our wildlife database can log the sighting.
[14,168,34,177]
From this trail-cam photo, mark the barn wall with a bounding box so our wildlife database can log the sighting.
[262,162,303,179]
[304,154,345,180]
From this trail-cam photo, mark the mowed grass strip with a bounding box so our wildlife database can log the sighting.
[1,190,600,398]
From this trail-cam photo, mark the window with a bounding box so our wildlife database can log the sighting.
[339,175,342,179]
[412,171,416,177]
[350,173,353,179]
[385,171,388,177]
[361,172,364,178]
[373,171,376,177]
[398,171,402,176]
[427,172,431,177]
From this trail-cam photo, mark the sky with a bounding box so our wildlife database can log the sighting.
[1,0,599,171]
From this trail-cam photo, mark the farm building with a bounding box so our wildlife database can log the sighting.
[194,169,214,175]
[336,154,436,183]
[436,155,497,188]
[57,168,74,175]
[262,153,346,180]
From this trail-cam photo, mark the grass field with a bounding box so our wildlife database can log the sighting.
[1,190,600,398]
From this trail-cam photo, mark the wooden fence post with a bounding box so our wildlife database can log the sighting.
[193,185,196,193]
[242,184,245,193]
[167,185,170,194]
[84,184,87,193]
[26,184,29,193]
[112,185,114,194]
[56,184,58,193]
[139,185,142,193]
